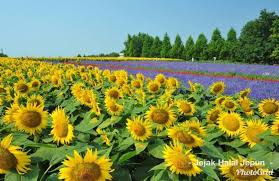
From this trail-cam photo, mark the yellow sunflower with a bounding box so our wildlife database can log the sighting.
[271,118,279,135]
[27,95,45,107]
[0,134,31,174]
[239,88,251,99]
[155,73,166,85]
[221,97,238,112]
[258,99,279,117]
[188,81,196,92]
[104,98,123,116]
[215,96,228,107]
[219,156,273,181]
[29,79,41,90]
[240,120,268,148]
[108,74,117,83]
[50,107,74,145]
[239,97,254,116]
[206,107,222,124]
[210,81,225,95]
[166,77,179,90]
[163,141,202,176]
[176,100,196,116]
[147,81,161,94]
[136,73,144,81]
[126,116,152,141]
[218,112,244,137]
[135,89,146,105]
[14,103,48,135]
[167,125,204,148]
[131,79,143,89]
[145,104,176,130]
[182,120,207,138]
[59,149,113,181]
[105,87,122,100]
[3,103,20,124]
[0,86,6,95]
[14,80,30,95]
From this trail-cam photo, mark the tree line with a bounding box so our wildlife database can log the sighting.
[122,10,279,64]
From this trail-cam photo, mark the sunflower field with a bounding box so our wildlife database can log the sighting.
[0,57,279,181]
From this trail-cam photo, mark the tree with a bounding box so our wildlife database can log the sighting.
[207,28,225,60]
[150,36,162,57]
[270,18,279,63]
[123,34,132,56]
[141,35,154,57]
[170,34,184,59]
[220,28,238,60]
[193,33,208,60]
[183,36,195,60]
[160,33,172,58]
[237,9,278,64]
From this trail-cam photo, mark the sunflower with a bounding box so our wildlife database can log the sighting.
[71,82,85,98]
[176,100,196,116]
[215,96,228,107]
[182,120,207,138]
[50,107,74,145]
[59,149,113,181]
[0,86,6,95]
[206,107,222,124]
[239,97,254,116]
[155,73,166,85]
[218,112,244,137]
[0,134,31,174]
[221,98,238,112]
[14,103,48,135]
[145,104,176,130]
[258,99,279,117]
[168,125,204,148]
[136,73,144,81]
[27,95,45,107]
[239,88,251,99]
[13,94,27,105]
[163,141,202,176]
[14,80,30,95]
[271,118,279,135]
[29,79,41,90]
[210,81,225,95]
[240,120,268,148]
[105,87,122,100]
[104,98,123,116]
[219,156,273,181]
[135,89,146,105]
[126,116,152,141]
[166,77,179,90]
[131,79,143,89]
[188,81,196,92]
[3,103,20,124]
[147,81,161,94]
[108,74,117,83]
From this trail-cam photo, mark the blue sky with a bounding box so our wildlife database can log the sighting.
[0,0,279,56]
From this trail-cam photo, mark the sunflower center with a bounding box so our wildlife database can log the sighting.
[32,81,39,88]
[109,104,119,112]
[241,103,252,112]
[109,90,119,99]
[54,123,69,138]
[150,84,159,92]
[174,154,193,170]
[74,163,101,181]
[222,115,240,131]
[176,131,195,144]
[0,88,6,94]
[17,83,28,93]
[263,102,278,114]
[151,109,169,124]
[0,147,17,170]
[180,103,191,113]
[170,79,177,86]
[133,123,146,136]
[246,128,263,143]
[210,110,220,123]
[157,77,165,84]
[133,81,141,88]
[21,111,42,128]
[109,75,116,82]
[225,101,234,109]
[213,84,222,93]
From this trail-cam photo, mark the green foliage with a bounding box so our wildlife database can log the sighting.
[270,18,279,63]
[183,36,195,60]
[141,35,154,57]
[160,33,172,58]
[170,34,184,59]
[150,36,162,57]
[194,33,208,60]
[207,28,225,60]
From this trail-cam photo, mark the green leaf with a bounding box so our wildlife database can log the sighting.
[202,165,220,181]
[45,173,59,181]
[148,139,164,159]
[5,166,39,181]
[118,137,134,151]
[98,116,121,129]
[149,162,166,171]
[201,142,224,159]
[118,151,137,163]
[112,167,132,181]
[219,139,245,148]
[75,113,101,132]
[135,141,148,154]
[205,130,223,141]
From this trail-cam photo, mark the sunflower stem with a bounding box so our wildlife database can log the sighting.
[40,164,52,181]
[34,134,39,143]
